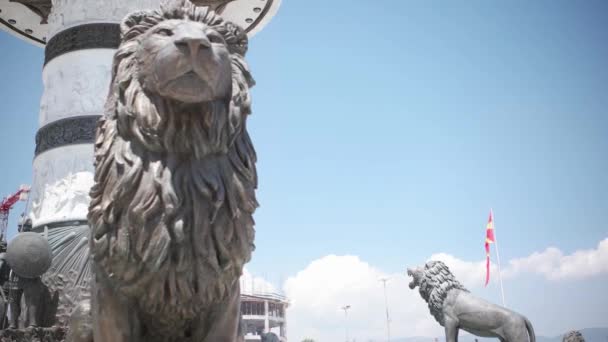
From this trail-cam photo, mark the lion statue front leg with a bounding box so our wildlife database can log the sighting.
[192,281,242,342]
[90,275,243,342]
[91,275,140,342]
[443,316,459,342]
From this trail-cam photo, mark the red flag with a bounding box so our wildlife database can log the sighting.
[485,210,495,286]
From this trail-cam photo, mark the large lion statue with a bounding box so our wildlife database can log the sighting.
[87,0,258,341]
[407,261,536,342]
[562,330,585,342]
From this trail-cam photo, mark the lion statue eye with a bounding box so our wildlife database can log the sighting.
[155,28,173,37]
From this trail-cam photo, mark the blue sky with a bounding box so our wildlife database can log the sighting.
[1,0,607,340]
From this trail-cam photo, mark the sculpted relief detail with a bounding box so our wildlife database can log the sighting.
[39,50,114,127]
[47,0,161,38]
[29,145,94,227]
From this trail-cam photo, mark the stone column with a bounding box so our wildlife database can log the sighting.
[25,2,160,328]
[29,0,159,229]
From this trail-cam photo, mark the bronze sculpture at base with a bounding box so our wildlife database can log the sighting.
[407,260,536,342]
[86,0,258,341]
[259,330,280,342]
[0,229,53,331]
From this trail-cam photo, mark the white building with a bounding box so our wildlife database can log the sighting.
[241,292,289,341]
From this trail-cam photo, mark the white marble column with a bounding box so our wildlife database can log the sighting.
[29,0,159,228]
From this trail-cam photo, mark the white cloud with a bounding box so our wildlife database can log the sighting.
[429,252,498,288]
[503,238,608,280]
[284,255,441,342]
[431,238,608,284]
[241,268,278,295]
[261,238,608,341]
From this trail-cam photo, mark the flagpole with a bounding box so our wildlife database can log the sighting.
[491,208,507,308]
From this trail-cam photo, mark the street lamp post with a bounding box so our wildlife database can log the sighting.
[380,278,391,342]
[342,305,351,342]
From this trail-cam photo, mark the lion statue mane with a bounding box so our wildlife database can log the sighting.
[87,0,257,340]
[407,260,536,342]
[408,260,469,325]
[563,330,585,342]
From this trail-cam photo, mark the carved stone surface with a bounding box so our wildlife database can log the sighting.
[87,0,258,340]
[43,0,240,37]
[39,49,113,127]
[41,223,91,327]
[46,0,160,39]
[6,232,52,278]
[35,116,99,155]
[407,261,536,342]
[30,144,94,227]
[44,24,120,65]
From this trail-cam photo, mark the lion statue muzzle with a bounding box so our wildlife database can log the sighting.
[87,0,258,341]
[407,261,536,342]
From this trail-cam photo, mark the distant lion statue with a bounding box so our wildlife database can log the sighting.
[87,0,258,341]
[257,328,280,342]
[407,261,536,342]
[261,332,280,342]
[563,330,585,342]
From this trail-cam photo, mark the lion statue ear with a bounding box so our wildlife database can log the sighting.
[120,10,158,39]
[160,0,197,18]
[220,22,250,57]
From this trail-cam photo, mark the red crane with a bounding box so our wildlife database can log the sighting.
[0,185,30,243]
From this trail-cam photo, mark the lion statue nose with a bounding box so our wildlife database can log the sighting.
[175,36,211,55]
[174,26,211,56]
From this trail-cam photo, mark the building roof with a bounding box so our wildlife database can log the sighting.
[241,292,289,304]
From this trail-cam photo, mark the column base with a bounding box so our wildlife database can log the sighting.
[0,326,66,342]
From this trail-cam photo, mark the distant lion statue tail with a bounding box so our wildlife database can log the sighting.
[524,316,536,342]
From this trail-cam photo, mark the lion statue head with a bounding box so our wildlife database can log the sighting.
[407,260,469,325]
[88,0,258,324]
[563,331,585,342]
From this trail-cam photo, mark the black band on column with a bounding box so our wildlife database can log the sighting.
[44,23,120,65]
[35,115,101,156]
